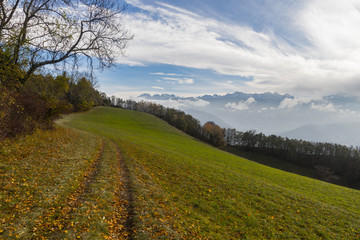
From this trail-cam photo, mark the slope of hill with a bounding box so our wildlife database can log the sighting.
[0,127,132,239]
[63,107,360,239]
[1,107,360,239]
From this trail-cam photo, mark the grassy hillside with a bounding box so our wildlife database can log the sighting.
[0,125,132,238]
[64,107,360,239]
[1,107,360,239]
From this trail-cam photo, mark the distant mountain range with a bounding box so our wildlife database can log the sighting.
[139,92,293,107]
[138,92,360,146]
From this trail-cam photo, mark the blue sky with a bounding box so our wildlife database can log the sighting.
[98,0,360,99]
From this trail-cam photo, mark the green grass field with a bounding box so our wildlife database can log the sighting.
[2,106,360,239]
[0,119,132,238]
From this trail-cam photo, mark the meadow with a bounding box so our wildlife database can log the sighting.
[1,106,360,239]
[0,123,132,238]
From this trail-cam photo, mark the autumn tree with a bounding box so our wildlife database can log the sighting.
[202,121,225,147]
[67,76,100,111]
[0,0,133,85]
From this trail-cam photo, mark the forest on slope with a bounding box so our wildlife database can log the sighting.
[105,97,360,189]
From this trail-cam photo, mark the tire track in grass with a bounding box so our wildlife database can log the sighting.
[109,141,135,239]
[41,137,136,239]
[66,138,106,209]
[42,138,106,239]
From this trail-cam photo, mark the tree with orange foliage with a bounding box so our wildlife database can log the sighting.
[202,121,226,147]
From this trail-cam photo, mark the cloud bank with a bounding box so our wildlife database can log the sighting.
[136,98,210,109]
[278,97,319,109]
[225,97,256,111]
[119,0,360,97]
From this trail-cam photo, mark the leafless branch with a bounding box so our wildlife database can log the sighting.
[0,0,133,83]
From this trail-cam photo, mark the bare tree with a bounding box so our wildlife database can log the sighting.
[0,0,133,83]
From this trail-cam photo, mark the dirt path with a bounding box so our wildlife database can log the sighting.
[40,139,106,238]
[109,141,135,239]
[39,138,136,239]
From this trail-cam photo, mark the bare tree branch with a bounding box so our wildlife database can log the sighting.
[0,0,133,84]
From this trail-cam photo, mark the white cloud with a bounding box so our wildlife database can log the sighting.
[225,97,255,111]
[183,99,210,107]
[163,77,194,84]
[340,109,357,114]
[118,0,360,97]
[278,98,298,109]
[258,107,269,113]
[152,86,164,90]
[296,0,360,59]
[136,98,210,109]
[150,72,183,76]
[311,102,337,112]
[246,97,255,104]
[278,97,320,109]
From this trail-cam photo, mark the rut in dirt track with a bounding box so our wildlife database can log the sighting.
[44,139,136,239]
[110,140,136,239]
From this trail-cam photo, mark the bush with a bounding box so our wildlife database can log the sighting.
[0,87,69,140]
[0,87,33,139]
[0,64,103,139]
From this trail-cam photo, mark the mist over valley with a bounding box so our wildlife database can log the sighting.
[139,92,360,146]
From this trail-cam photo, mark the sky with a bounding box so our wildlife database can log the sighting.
[97,0,360,99]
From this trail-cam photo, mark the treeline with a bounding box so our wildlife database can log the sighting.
[225,129,360,188]
[0,71,104,139]
[106,96,360,189]
[104,97,226,147]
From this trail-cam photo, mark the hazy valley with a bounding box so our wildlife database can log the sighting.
[139,92,360,146]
